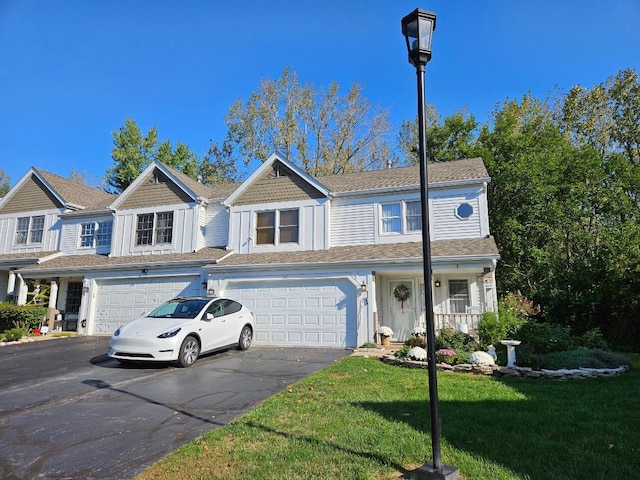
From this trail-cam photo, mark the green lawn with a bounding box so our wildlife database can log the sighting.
[137,354,639,480]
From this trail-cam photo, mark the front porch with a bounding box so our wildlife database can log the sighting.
[374,271,495,342]
[434,312,483,333]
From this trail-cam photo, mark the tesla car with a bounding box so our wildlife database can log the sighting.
[108,296,254,367]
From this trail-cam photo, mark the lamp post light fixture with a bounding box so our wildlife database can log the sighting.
[402,8,459,480]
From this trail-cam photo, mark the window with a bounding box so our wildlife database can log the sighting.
[135,212,173,246]
[96,221,113,247]
[381,203,402,233]
[256,211,275,244]
[155,212,173,244]
[207,299,242,318]
[15,216,45,245]
[80,221,113,248]
[456,202,474,219]
[279,209,299,243]
[381,201,422,234]
[80,223,96,247]
[448,280,469,313]
[406,201,422,231]
[255,209,299,245]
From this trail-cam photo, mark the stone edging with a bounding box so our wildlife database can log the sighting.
[378,354,630,380]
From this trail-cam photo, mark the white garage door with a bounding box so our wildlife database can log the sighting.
[224,279,357,348]
[93,276,201,334]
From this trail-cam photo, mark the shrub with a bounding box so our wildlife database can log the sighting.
[436,328,477,354]
[2,327,26,342]
[478,311,504,347]
[394,345,411,358]
[404,336,426,349]
[580,328,609,350]
[516,322,576,354]
[537,349,631,370]
[0,303,47,332]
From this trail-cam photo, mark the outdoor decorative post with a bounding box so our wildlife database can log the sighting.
[401,8,459,479]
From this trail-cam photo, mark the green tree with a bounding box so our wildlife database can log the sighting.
[105,118,160,193]
[213,67,393,176]
[397,109,481,165]
[561,68,640,165]
[104,118,206,193]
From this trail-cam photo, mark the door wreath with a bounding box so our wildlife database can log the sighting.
[393,283,411,311]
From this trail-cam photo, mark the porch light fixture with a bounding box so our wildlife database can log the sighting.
[434,279,441,288]
[360,282,367,293]
[402,8,459,479]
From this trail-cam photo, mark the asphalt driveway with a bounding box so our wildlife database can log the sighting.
[0,336,349,479]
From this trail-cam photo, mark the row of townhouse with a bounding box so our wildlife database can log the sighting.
[0,153,499,347]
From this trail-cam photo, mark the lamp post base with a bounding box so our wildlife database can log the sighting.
[409,463,459,480]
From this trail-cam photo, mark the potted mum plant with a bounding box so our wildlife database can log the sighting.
[378,326,394,346]
[411,325,427,343]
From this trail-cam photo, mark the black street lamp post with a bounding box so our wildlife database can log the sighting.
[401,8,459,480]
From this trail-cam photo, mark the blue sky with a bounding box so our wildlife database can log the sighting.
[1,0,639,188]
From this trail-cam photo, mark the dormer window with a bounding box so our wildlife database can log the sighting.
[255,209,299,245]
[15,216,44,245]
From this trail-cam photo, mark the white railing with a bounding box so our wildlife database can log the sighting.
[434,313,482,332]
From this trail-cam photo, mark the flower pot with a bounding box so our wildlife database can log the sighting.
[381,335,391,346]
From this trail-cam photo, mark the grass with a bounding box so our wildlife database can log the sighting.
[136,354,640,480]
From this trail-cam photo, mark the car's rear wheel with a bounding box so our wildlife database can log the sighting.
[177,335,200,367]
[237,325,253,350]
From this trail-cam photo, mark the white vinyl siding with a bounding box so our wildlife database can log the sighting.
[204,205,229,248]
[229,199,327,254]
[111,205,195,256]
[59,216,113,255]
[330,203,375,246]
[0,211,59,254]
[432,191,483,240]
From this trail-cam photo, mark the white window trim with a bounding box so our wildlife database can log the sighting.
[135,211,174,246]
[254,208,299,246]
[380,201,422,235]
[14,215,45,245]
[78,221,113,249]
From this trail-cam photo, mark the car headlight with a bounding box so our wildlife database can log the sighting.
[157,327,181,339]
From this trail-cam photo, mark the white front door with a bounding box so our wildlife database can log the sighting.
[388,280,416,341]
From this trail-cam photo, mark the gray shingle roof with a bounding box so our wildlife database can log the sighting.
[19,248,229,272]
[210,237,499,268]
[317,158,488,193]
[35,169,116,211]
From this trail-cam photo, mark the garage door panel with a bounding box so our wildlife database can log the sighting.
[93,276,200,334]
[225,279,356,348]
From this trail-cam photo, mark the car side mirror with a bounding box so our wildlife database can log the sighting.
[204,313,214,321]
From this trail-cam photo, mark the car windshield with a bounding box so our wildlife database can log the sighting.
[147,299,209,319]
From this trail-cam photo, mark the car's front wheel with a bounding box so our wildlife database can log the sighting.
[237,325,253,350]
[177,335,200,367]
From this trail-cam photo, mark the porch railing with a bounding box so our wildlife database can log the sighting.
[434,313,482,333]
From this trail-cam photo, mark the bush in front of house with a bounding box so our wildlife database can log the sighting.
[478,292,535,348]
[2,327,26,342]
[0,303,47,332]
[435,328,477,364]
[520,348,631,371]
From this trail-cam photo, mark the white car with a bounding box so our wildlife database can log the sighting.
[108,296,254,367]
